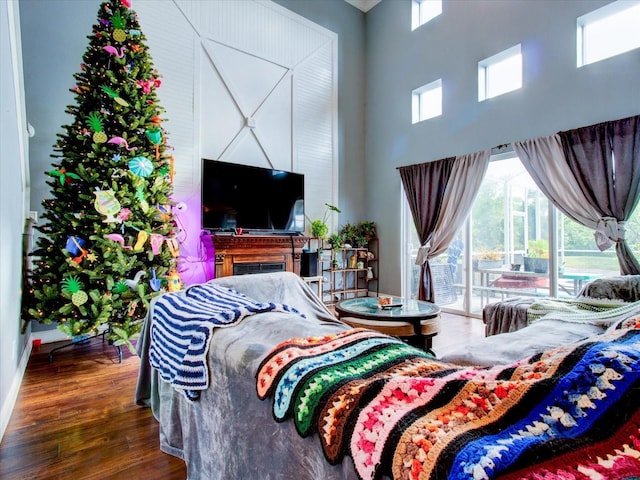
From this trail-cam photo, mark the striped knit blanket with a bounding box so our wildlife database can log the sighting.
[257,318,640,480]
[526,298,640,325]
[150,282,304,400]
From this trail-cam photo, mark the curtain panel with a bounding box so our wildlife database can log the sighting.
[559,115,640,274]
[399,150,490,302]
[515,114,640,275]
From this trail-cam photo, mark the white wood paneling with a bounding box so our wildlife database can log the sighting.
[135,0,338,282]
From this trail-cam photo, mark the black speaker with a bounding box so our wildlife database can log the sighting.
[300,251,318,277]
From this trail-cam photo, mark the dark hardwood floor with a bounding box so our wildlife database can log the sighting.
[0,312,484,480]
[0,338,187,480]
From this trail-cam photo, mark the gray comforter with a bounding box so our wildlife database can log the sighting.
[135,272,361,480]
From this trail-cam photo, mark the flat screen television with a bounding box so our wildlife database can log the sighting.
[201,159,305,233]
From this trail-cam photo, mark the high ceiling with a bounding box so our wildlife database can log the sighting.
[343,0,382,13]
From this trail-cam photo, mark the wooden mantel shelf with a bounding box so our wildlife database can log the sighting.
[201,234,309,279]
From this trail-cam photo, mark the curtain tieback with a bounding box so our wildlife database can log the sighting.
[415,243,431,265]
[594,217,626,251]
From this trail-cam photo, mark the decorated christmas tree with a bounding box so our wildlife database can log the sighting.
[25,0,181,349]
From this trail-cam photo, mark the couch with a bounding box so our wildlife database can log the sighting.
[482,274,640,336]
[136,272,640,479]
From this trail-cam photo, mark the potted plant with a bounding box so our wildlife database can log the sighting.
[328,233,344,269]
[308,203,341,239]
[523,239,549,273]
[473,249,503,270]
[328,232,344,251]
[338,223,358,247]
[357,221,377,240]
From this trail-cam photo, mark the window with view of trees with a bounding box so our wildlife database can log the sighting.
[402,153,640,317]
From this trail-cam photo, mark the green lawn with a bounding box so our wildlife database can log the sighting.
[563,254,619,274]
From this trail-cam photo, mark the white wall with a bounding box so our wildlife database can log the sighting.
[0,0,32,442]
[365,0,640,295]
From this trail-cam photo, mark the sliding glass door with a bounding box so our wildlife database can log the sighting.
[401,152,636,317]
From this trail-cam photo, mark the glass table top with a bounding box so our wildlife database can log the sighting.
[335,297,440,320]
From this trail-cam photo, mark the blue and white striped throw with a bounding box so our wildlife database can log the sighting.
[149,282,305,400]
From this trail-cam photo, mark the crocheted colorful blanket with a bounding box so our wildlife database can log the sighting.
[257,319,640,480]
[150,282,303,400]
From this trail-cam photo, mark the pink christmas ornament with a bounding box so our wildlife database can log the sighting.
[150,233,164,255]
[107,136,137,151]
[104,233,133,250]
[103,45,126,58]
[117,207,132,221]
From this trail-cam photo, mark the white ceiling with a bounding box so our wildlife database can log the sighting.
[343,0,382,12]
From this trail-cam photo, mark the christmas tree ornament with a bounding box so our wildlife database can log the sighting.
[107,136,137,151]
[145,128,162,144]
[117,207,131,221]
[94,188,122,223]
[87,112,107,143]
[61,276,89,307]
[133,230,148,250]
[149,268,162,292]
[110,11,127,42]
[72,249,88,264]
[124,270,145,290]
[100,85,129,107]
[149,233,163,255]
[49,167,81,185]
[104,233,132,250]
[166,238,180,258]
[145,128,162,159]
[65,236,86,255]
[167,268,182,292]
[135,186,149,213]
[128,156,154,177]
[136,78,161,94]
[155,204,171,221]
[113,281,128,294]
[127,301,138,316]
[103,45,125,58]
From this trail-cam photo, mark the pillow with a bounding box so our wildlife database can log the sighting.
[579,275,640,302]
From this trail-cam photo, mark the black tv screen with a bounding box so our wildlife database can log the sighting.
[202,159,305,233]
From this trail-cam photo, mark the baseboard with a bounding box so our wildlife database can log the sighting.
[31,328,70,345]
[0,336,32,444]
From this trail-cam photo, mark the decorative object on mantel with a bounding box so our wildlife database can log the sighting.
[23,0,180,360]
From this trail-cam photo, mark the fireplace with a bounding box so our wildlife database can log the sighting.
[233,262,286,275]
[201,234,308,279]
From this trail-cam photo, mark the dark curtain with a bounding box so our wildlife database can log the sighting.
[399,158,455,301]
[559,115,640,274]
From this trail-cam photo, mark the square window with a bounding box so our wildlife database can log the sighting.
[412,79,442,123]
[478,44,522,101]
[412,0,442,31]
[577,0,640,67]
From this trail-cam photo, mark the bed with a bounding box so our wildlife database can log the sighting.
[136,271,640,479]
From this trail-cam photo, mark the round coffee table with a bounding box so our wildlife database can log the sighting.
[334,297,441,354]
